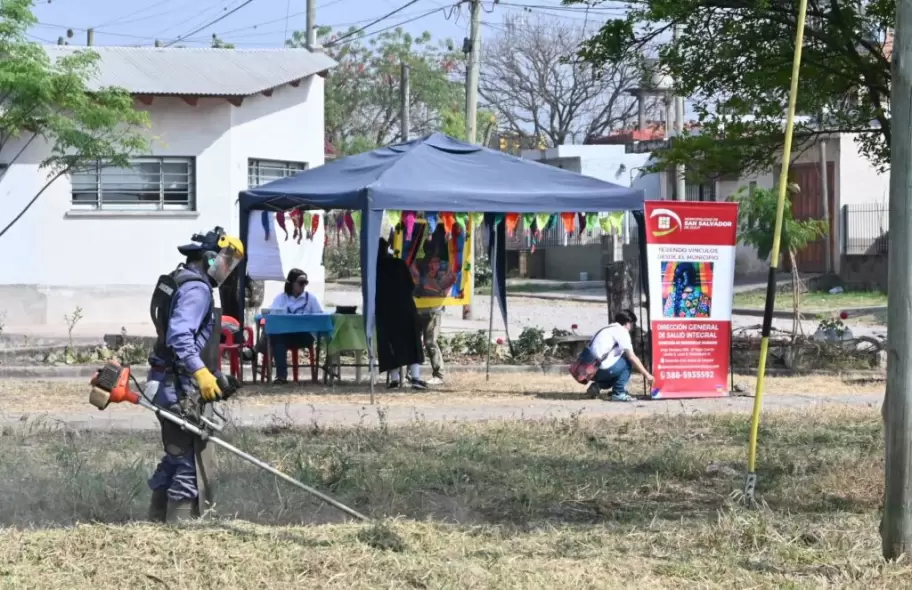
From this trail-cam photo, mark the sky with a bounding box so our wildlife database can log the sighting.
[26,0,629,50]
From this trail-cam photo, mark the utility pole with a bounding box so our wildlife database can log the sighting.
[400,62,410,142]
[86,28,94,46]
[464,0,482,144]
[306,0,317,51]
[818,135,832,273]
[883,0,912,561]
[672,24,685,201]
[463,0,482,319]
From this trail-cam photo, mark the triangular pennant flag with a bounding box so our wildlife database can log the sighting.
[454,212,468,231]
[385,210,400,227]
[599,212,625,233]
[577,212,587,235]
[470,212,484,230]
[534,213,550,233]
[544,214,557,232]
[426,212,438,234]
[441,212,456,235]
[560,212,576,235]
[522,213,535,235]
[505,213,520,236]
[585,212,598,232]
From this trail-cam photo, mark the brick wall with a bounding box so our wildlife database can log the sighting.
[840,253,888,291]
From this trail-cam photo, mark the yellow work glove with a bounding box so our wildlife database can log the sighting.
[193,367,222,402]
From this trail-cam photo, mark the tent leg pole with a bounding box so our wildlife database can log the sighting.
[369,353,375,405]
[485,229,498,381]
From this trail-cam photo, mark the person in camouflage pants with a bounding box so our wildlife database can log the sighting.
[417,306,445,383]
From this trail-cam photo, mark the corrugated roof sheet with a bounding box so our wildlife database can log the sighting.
[43,46,337,96]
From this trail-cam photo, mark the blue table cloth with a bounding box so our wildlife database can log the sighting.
[258,313,335,335]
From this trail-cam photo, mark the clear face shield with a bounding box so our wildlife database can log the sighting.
[206,234,245,287]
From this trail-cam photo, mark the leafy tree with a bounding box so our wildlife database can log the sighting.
[569,0,893,177]
[0,0,150,239]
[287,26,463,155]
[731,185,828,336]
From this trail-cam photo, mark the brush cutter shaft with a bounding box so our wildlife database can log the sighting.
[137,399,370,522]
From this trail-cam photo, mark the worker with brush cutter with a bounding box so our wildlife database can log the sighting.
[146,226,244,524]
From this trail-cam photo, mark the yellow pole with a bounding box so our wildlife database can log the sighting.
[743,0,809,502]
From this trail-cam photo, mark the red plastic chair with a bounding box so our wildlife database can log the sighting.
[219,324,254,381]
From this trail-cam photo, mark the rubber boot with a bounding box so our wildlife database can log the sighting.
[148,489,168,523]
[165,499,196,525]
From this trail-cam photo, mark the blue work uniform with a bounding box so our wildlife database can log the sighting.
[147,265,216,502]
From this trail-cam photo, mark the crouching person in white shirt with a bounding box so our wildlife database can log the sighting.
[587,309,654,402]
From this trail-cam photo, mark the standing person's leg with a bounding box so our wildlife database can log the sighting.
[426,310,445,381]
[271,334,290,383]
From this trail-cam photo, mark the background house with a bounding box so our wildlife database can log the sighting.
[516,143,651,281]
[0,46,335,329]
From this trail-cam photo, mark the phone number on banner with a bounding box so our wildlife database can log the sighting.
[660,370,716,380]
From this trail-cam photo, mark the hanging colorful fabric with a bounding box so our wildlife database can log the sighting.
[577,212,587,235]
[560,212,576,235]
[289,209,304,244]
[470,212,484,231]
[303,212,313,240]
[545,214,558,232]
[522,213,535,236]
[599,212,624,234]
[385,210,400,229]
[261,211,271,241]
[585,212,598,234]
[425,212,438,234]
[534,213,550,235]
[402,211,417,240]
[350,210,360,229]
[313,213,321,235]
[441,212,456,236]
[277,211,289,241]
[335,212,344,230]
[491,213,505,228]
[454,212,468,232]
[505,213,520,236]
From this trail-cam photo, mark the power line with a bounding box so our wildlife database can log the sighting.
[326,0,426,47]
[164,0,259,47]
[152,0,239,40]
[93,0,180,29]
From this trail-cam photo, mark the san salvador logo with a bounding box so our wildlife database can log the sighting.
[649,208,682,237]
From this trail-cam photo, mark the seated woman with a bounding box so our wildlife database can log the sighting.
[263,268,324,384]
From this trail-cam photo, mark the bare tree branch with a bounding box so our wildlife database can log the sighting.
[478,14,644,145]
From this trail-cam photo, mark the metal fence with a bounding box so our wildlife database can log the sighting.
[843,204,888,255]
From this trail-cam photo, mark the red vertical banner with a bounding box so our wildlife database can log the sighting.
[644,201,739,399]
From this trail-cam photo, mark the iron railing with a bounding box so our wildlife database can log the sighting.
[842,204,888,255]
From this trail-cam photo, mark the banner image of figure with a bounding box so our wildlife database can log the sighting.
[393,217,473,309]
[661,261,713,318]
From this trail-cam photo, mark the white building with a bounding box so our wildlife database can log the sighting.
[0,46,335,331]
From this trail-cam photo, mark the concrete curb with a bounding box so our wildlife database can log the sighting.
[0,363,885,381]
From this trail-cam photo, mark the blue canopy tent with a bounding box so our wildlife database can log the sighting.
[237,132,646,396]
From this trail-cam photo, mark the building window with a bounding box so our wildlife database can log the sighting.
[71,157,195,211]
[248,159,307,188]
[684,182,716,202]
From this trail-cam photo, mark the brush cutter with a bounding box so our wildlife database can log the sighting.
[88,361,369,522]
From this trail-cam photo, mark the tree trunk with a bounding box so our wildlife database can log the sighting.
[789,250,801,341]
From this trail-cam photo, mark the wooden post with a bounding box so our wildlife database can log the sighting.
[883,0,912,560]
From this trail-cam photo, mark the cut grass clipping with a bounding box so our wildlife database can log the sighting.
[1,407,905,588]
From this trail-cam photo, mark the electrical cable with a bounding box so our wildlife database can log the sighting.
[92,0,179,29]
[163,0,258,47]
[325,0,425,47]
